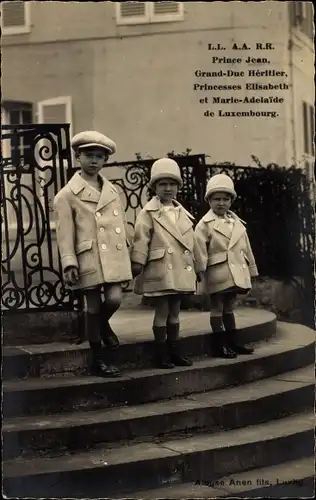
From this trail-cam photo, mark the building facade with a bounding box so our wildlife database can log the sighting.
[2,1,314,167]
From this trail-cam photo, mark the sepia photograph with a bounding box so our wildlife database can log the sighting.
[1,1,315,498]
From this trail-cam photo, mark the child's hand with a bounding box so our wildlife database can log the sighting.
[132,263,143,278]
[196,271,205,283]
[64,266,79,286]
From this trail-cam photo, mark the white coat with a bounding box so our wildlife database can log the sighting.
[194,209,258,295]
[54,171,132,290]
[131,197,204,295]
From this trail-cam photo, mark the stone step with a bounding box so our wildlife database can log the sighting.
[3,308,276,379]
[3,323,314,417]
[3,411,314,498]
[3,365,314,460]
[123,457,315,498]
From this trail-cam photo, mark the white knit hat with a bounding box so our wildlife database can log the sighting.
[149,158,183,189]
[205,174,237,201]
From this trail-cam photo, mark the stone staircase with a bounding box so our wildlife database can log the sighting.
[3,308,315,498]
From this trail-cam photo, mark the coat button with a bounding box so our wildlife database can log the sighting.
[115,227,121,234]
[100,227,105,233]
[187,265,192,272]
[168,264,172,270]
[96,212,101,217]
[113,210,119,216]
[184,250,190,255]
[117,243,123,250]
[101,244,107,250]
[167,248,173,254]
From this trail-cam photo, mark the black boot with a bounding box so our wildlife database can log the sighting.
[223,313,254,355]
[90,342,122,377]
[167,323,192,366]
[210,317,237,359]
[100,302,120,350]
[86,313,121,377]
[153,326,174,369]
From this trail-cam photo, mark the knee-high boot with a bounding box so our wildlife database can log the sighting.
[86,312,121,377]
[223,313,254,354]
[167,323,192,366]
[99,302,120,350]
[210,316,237,358]
[153,326,174,369]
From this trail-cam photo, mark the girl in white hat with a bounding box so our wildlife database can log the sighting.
[131,158,204,369]
[194,173,258,358]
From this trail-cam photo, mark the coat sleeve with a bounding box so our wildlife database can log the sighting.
[194,219,209,272]
[130,210,153,265]
[245,233,258,277]
[53,191,78,271]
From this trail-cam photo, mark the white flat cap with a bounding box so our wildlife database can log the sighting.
[71,131,116,155]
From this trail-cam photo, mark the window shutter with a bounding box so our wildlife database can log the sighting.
[153,2,181,15]
[36,97,73,208]
[120,2,146,18]
[2,1,25,28]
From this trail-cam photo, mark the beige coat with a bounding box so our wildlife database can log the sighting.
[131,197,204,295]
[194,209,258,295]
[54,171,132,290]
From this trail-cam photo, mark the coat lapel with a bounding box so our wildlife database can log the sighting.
[213,220,234,240]
[228,213,246,249]
[96,175,117,211]
[147,197,192,250]
[68,172,101,204]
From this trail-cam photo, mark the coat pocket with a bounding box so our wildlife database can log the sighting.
[144,248,166,281]
[207,252,228,266]
[76,240,96,275]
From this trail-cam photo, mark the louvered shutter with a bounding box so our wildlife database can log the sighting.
[153,2,181,15]
[2,1,25,27]
[120,2,146,18]
[151,2,183,22]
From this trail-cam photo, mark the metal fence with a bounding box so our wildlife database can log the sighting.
[1,124,314,325]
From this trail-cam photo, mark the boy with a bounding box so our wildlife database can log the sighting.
[54,131,132,377]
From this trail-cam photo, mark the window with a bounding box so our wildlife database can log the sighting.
[302,101,315,157]
[116,2,184,25]
[1,1,31,35]
[36,97,73,226]
[1,101,33,166]
[290,2,313,40]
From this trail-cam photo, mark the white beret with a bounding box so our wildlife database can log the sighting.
[71,131,116,155]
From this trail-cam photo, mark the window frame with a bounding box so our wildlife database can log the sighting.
[1,1,31,36]
[36,96,73,230]
[115,2,184,26]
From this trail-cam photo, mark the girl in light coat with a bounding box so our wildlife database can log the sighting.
[131,158,203,369]
[54,131,133,378]
[194,174,258,358]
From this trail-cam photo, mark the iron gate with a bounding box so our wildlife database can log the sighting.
[1,124,74,313]
[1,124,206,313]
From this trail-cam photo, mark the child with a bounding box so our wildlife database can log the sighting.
[131,158,203,369]
[54,131,133,377]
[194,173,258,358]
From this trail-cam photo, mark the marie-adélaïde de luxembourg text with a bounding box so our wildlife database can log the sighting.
[194,41,289,118]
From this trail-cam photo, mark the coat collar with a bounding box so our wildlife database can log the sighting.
[203,209,247,249]
[68,171,117,209]
[145,196,194,250]
[145,196,195,220]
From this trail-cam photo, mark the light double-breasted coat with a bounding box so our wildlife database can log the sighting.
[131,197,204,295]
[194,209,258,295]
[54,171,132,290]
